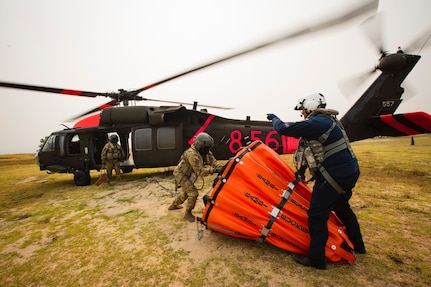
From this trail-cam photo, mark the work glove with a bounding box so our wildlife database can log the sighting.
[214,166,223,174]
[266,113,277,121]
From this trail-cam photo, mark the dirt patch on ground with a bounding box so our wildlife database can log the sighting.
[82,175,307,286]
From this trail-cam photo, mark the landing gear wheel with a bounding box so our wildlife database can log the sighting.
[121,167,133,173]
[74,170,91,186]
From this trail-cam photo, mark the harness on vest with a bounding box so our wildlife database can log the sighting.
[294,109,356,194]
[106,142,122,161]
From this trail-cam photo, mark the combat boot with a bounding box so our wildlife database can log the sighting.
[168,197,183,210]
[168,203,183,210]
[184,210,195,222]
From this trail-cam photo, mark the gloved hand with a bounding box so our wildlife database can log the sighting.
[266,113,277,121]
[214,166,223,174]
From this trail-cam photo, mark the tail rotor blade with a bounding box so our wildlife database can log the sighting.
[360,12,386,56]
[338,69,376,99]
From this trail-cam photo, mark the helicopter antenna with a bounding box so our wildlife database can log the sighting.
[60,123,71,129]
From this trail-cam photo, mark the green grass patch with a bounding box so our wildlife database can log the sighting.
[0,135,431,286]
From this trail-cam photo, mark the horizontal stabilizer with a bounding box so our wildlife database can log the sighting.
[369,112,431,137]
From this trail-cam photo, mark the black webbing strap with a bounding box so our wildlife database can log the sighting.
[258,176,301,242]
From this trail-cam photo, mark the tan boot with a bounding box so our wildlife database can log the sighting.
[168,203,183,210]
[184,210,195,222]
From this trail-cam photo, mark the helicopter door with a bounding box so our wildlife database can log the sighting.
[132,125,183,168]
[60,133,87,170]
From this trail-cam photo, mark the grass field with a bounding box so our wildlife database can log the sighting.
[0,135,430,286]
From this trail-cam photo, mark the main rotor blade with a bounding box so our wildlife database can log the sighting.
[134,0,378,95]
[1,0,378,107]
[0,81,102,97]
[405,27,431,55]
[67,100,119,121]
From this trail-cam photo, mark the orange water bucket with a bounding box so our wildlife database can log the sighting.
[200,141,356,264]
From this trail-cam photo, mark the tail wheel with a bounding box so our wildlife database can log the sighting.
[74,170,91,186]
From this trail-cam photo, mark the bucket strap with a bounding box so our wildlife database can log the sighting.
[258,177,301,242]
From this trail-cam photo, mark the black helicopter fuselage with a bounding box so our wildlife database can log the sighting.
[36,105,298,185]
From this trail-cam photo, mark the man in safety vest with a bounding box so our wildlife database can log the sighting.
[101,134,125,182]
[267,93,366,270]
[168,132,222,222]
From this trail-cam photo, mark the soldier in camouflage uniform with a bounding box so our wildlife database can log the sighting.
[168,132,222,222]
[101,134,125,182]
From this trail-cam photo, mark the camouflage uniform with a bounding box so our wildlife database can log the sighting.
[170,145,220,220]
[101,142,125,179]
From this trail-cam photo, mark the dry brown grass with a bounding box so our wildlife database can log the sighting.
[0,135,430,287]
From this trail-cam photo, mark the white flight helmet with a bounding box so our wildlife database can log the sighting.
[294,93,327,114]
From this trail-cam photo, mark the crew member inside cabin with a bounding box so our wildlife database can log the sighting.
[101,134,125,183]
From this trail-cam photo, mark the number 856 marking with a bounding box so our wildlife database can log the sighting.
[229,130,279,153]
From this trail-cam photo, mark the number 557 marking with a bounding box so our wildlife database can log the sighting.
[382,100,395,108]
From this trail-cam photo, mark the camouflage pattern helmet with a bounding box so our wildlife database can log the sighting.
[193,132,214,151]
[109,134,119,144]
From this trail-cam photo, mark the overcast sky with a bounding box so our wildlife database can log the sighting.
[1,0,430,154]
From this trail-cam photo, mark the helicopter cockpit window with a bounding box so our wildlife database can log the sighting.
[157,127,175,150]
[41,135,56,152]
[134,128,152,151]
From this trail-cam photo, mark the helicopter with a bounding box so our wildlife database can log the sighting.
[32,104,295,186]
[1,0,430,186]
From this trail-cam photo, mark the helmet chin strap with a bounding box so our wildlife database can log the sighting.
[199,147,211,156]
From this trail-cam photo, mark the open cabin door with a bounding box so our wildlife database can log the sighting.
[131,124,184,168]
